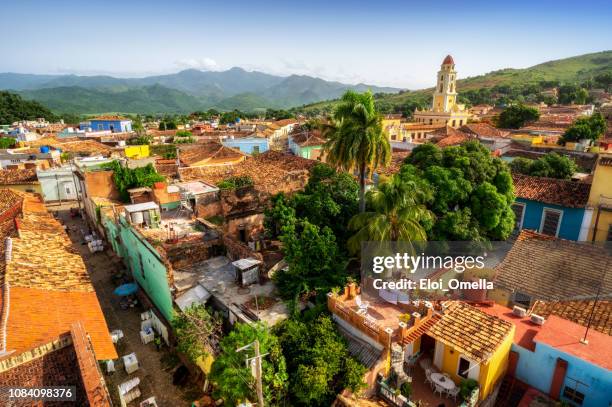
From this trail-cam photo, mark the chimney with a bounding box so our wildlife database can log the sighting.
[4,237,12,263]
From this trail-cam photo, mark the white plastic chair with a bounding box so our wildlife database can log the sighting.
[355,295,369,312]
[446,386,460,401]
[433,383,445,397]
[425,368,433,387]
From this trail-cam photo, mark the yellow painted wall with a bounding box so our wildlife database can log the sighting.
[588,154,612,241]
[124,145,150,159]
[437,326,514,400]
[477,327,514,399]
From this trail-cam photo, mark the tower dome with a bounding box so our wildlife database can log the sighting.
[442,55,455,65]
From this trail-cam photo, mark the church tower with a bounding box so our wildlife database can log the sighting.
[432,55,458,113]
[412,54,470,128]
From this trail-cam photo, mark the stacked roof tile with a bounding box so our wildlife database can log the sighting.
[512,173,591,208]
[0,169,38,185]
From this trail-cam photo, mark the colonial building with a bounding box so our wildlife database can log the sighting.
[413,55,471,128]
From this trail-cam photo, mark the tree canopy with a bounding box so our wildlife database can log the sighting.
[171,304,221,363]
[559,112,607,144]
[497,103,540,129]
[210,323,288,406]
[509,153,577,179]
[274,314,367,406]
[103,161,165,202]
[401,141,515,241]
[0,91,57,124]
[323,90,391,212]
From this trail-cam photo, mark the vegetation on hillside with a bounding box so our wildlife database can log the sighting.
[497,104,540,129]
[0,90,57,123]
[293,51,612,116]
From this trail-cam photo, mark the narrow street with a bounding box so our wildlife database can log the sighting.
[51,203,200,407]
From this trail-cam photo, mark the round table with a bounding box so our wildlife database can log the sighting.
[430,373,456,391]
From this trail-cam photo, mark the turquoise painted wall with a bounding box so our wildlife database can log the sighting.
[222,137,269,154]
[513,341,612,407]
[106,216,175,321]
[515,198,586,241]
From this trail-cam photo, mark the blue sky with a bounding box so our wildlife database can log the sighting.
[1,0,610,88]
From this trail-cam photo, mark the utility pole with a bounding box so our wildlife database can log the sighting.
[254,340,264,407]
[236,339,267,407]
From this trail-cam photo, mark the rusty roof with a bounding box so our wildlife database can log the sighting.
[459,123,510,138]
[0,169,38,185]
[530,300,611,336]
[512,173,591,208]
[427,301,514,363]
[179,142,246,166]
[179,150,316,195]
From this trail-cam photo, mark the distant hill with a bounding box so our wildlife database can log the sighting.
[0,91,57,124]
[297,50,612,114]
[18,85,205,115]
[0,67,401,114]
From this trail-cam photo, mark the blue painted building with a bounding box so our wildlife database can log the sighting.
[81,116,132,133]
[222,135,269,154]
[483,305,612,407]
[512,174,592,240]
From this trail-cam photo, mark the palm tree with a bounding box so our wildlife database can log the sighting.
[322,91,391,213]
[347,175,432,254]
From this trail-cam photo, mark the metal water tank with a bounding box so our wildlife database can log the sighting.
[131,211,144,224]
[39,146,50,153]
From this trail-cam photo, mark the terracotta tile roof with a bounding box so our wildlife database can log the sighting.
[0,192,116,360]
[0,188,24,216]
[273,119,298,127]
[459,123,510,138]
[0,169,38,185]
[494,230,611,303]
[512,173,591,208]
[57,140,112,156]
[529,300,611,336]
[90,115,127,121]
[291,131,325,147]
[379,151,409,176]
[427,301,514,363]
[178,142,246,166]
[430,126,475,147]
[179,150,316,195]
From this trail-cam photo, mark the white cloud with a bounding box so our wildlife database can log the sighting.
[175,57,219,71]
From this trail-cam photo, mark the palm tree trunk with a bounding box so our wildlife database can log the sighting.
[359,164,366,213]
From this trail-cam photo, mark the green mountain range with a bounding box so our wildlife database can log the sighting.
[2,51,610,115]
[0,67,399,114]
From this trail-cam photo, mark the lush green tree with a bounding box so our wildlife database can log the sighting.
[402,141,515,241]
[171,304,221,363]
[274,219,346,301]
[127,135,152,145]
[510,153,577,179]
[264,193,297,238]
[132,115,145,135]
[275,315,367,406]
[103,161,165,202]
[217,175,254,190]
[219,110,242,125]
[347,174,433,254]
[0,137,16,149]
[560,112,607,144]
[497,104,540,129]
[292,164,359,245]
[175,130,192,137]
[210,323,288,406]
[322,90,391,213]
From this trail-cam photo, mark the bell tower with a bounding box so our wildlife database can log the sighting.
[432,55,458,113]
